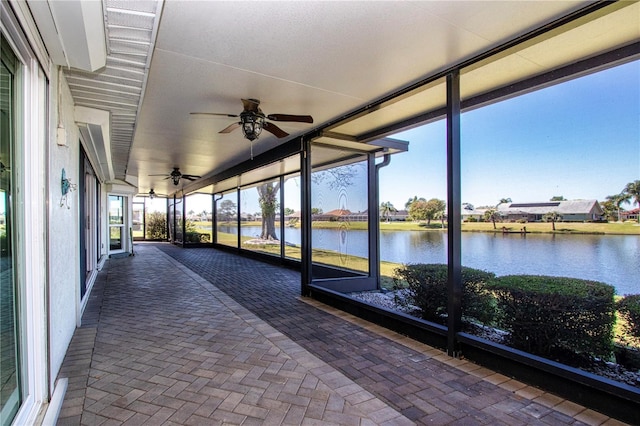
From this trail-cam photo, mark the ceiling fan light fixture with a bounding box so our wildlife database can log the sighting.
[149,189,156,199]
[241,113,264,141]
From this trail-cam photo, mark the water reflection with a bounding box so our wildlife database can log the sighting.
[226,225,639,295]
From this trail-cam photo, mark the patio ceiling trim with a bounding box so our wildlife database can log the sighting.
[356,41,640,143]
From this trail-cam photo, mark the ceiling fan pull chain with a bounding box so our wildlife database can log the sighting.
[250,140,254,160]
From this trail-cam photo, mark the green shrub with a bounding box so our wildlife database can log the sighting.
[617,294,640,339]
[488,275,615,359]
[393,263,496,325]
[145,212,167,239]
[185,232,210,243]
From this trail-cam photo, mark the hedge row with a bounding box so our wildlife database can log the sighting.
[617,294,640,339]
[488,275,615,358]
[394,264,623,360]
[392,264,496,324]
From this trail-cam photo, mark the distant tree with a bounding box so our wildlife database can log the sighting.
[496,197,512,208]
[624,180,640,222]
[600,200,618,222]
[542,211,562,231]
[434,209,447,228]
[380,201,397,223]
[606,193,630,222]
[483,208,501,229]
[409,198,445,225]
[405,196,425,210]
[462,203,474,211]
[218,199,237,222]
[550,196,566,201]
[311,207,323,215]
[257,181,280,240]
[284,207,295,216]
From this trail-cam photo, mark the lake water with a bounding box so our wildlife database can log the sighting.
[222,225,640,296]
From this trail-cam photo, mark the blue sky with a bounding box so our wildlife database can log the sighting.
[380,60,639,210]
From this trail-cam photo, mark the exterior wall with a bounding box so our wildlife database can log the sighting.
[48,70,81,386]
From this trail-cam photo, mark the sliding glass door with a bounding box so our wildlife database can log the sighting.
[0,33,20,426]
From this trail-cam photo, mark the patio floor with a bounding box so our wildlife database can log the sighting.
[56,243,626,425]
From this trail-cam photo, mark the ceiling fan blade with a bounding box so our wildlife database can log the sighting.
[242,98,260,112]
[148,173,170,176]
[263,122,289,138]
[219,122,241,134]
[182,174,201,181]
[190,112,238,118]
[267,114,313,123]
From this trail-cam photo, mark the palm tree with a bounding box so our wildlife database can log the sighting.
[405,196,425,210]
[496,197,512,208]
[542,211,562,231]
[606,193,630,222]
[380,201,397,223]
[483,208,501,229]
[624,180,640,222]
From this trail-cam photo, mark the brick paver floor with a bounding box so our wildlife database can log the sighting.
[56,243,627,425]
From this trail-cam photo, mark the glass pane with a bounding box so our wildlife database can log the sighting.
[174,197,183,243]
[460,61,640,381]
[145,197,167,240]
[377,118,449,319]
[240,179,282,256]
[0,34,21,424]
[132,201,144,239]
[216,191,237,247]
[184,193,212,243]
[283,173,301,260]
[109,226,122,250]
[311,149,369,276]
[108,195,124,224]
[167,198,175,241]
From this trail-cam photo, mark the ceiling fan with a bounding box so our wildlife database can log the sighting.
[191,98,313,141]
[146,189,168,199]
[149,167,201,186]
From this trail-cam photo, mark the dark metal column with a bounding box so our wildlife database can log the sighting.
[181,193,186,247]
[236,188,241,249]
[301,139,312,295]
[446,70,462,357]
[367,153,379,287]
[212,194,221,244]
[280,175,285,259]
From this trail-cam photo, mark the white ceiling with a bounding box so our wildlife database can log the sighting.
[60,1,638,197]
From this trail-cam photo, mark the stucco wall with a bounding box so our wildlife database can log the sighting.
[48,70,81,385]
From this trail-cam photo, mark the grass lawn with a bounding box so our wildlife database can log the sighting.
[316,220,640,235]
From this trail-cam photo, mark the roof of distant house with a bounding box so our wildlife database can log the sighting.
[497,200,602,215]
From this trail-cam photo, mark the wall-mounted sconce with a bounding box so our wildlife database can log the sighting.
[60,168,77,208]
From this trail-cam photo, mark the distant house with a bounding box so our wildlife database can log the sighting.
[620,208,640,222]
[314,209,351,221]
[386,209,409,221]
[497,200,603,222]
[461,208,486,221]
[313,209,369,222]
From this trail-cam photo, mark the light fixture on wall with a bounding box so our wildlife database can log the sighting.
[60,168,77,208]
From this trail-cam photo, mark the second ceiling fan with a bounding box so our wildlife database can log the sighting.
[191,98,313,141]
